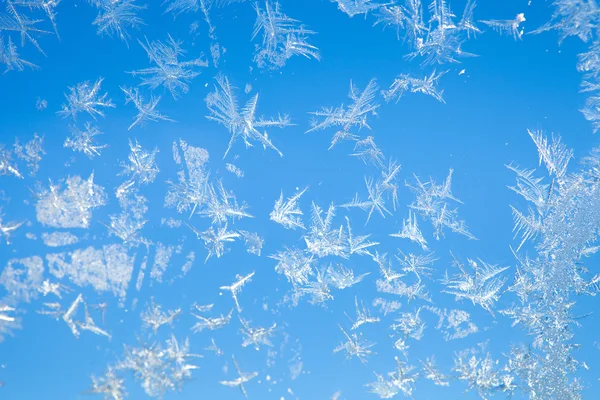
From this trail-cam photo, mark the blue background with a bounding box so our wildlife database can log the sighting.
[0,0,599,399]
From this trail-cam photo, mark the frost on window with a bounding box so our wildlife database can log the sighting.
[205,74,292,158]
[0,35,37,72]
[130,35,208,99]
[88,0,145,43]
[333,324,375,364]
[121,86,174,130]
[35,173,107,229]
[442,255,509,315]
[0,1,49,55]
[382,70,447,103]
[219,355,258,398]
[64,123,107,159]
[482,13,526,40]
[307,78,379,149]
[118,335,200,398]
[58,78,115,121]
[0,209,24,245]
[270,187,308,230]
[0,256,44,303]
[252,1,320,70]
[407,168,475,240]
[41,232,79,247]
[331,0,381,18]
[46,244,135,302]
[165,139,210,217]
[13,133,45,176]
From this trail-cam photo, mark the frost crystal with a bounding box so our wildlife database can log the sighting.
[88,0,145,43]
[307,78,379,149]
[131,35,208,99]
[346,296,380,330]
[35,173,107,228]
[219,271,254,313]
[191,309,232,333]
[58,78,115,121]
[205,74,292,158]
[270,187,308,230]
[382,70,447,103]
[252,1,320,69]
[239,317,277,350]
[390,211,428,251]
[333,324,375,364]
[0,35,37,72]
[219,356,258,398]
[482,13,526,40]
[0,1,49,55]
[121,86,173,130]
[331,0,381,18]
[140,298,182,333]
[407,168,475,240]
[442,255,509,315]
[64,123,107,159]
[0,210,24,245]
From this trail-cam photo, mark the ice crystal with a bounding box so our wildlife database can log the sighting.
[189,222,240,262]
[64,123,107,159]
[226,162,244,178]
[239,317,277,350]
[205,74,292,158]
[0,35,37,72]
[40,232,78,247]
[118,139,160,188]
[140,298,182,333]
[220,271,254,313]
[191,309,232,333]
[367,358,418,398]
[219,356,258,398]
[442,255,509,315]
[346,296,380,330]
[333,324,375,364]
[88,0,145,43]
[307,78,379,149]
[270,247,315,287]
[252,1,320,69]
[130,35,208,99]
[270,187,308,230]
[304,202,347,258]
[482,13,526,40]
[0,211,24,245]
[420,356,450,386]
[12,0,61,37]
[382,70,447,103]
[46,244,134,301]
[326,263,369,290]
[200,180,253,225]
[58,78,115,121]
[404,0,478,66]
[453,347,515,398]
[390,211,428,251]
[395,251,437,281]
[350,136,385,168]
[407,168,475,240]
[0,1,50,55]
[121,86,173,130]
[89,367,127,400]
[331,0,381,18]
[13,133,45,176]
[119,336,199,398]
[165,140,211,218]
[238,230,263,256]
[392,309,425,341]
